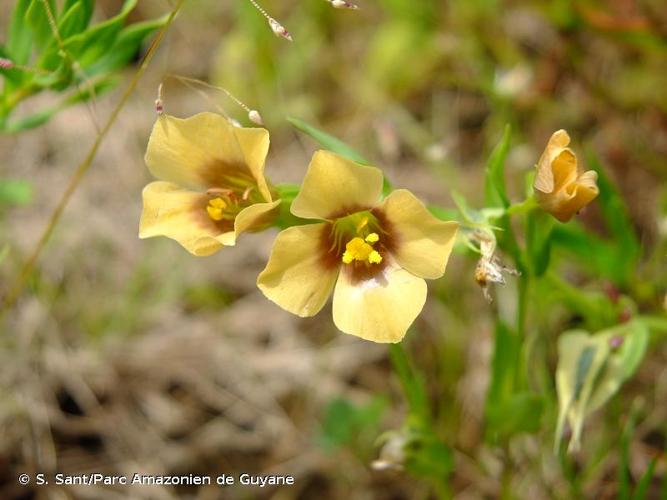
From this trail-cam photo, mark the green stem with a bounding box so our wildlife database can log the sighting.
[506,196,538,216]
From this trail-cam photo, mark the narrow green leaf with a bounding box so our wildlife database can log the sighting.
[389,344,430,422]
[588,153,640,285]
[7,0,34,65]
[25,0,57,50]
[85,14,170,76]
[487,321,519,408]
[61,0,138,69]
[485,322,542,440]
[287,116,392,195]
[484,124,511,208]
[632,458,657,500]
[5,77,118,132]
[551,223,627,284]
[60,0,93,27]
[287,116,368,164]
[3,108,59,132]
[57,1,89,39]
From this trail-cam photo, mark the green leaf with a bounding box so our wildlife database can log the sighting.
[3,108,59,132]
[551,223,627,284]
[588,153,640,285]
[486,393,543,437]
[5,77,118,132]
[7,0,34,65]
[25,0,57,50]
[318,397,387,452]
[85,14,170,76]
[287,116,393,195]
[555,321,649,453]
[485,321,542,440]
[287,116,368,164]
[632,458,657,500]
[403,428,454,480]
[484,124,511,208]
[57,1,90,40]
[487,321,520,408]
[61,0,138,69]
[0,179,33,206]
[60,0,94,27]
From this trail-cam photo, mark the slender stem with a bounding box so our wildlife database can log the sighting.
[1,0,186,314]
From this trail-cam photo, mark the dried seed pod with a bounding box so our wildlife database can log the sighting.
[248,110,264,125]
[268,18,293,41]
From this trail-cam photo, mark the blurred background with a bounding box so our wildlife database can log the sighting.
[1,0,666,498]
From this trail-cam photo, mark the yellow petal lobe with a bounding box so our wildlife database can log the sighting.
[332,261,427,343]
[291,151,384,220]
[379,189,458,279]
[257,224,339,317]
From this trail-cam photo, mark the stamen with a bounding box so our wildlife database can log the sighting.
[365,232,379,243]
[368,250,382,264]
[356,217,368,232]
[341,236,382,265]
[206,197,228,221]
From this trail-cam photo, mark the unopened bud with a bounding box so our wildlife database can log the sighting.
[331,0,359,8]
[248,109,263,125]
[268,18,292,41]
[0,57,14,69]
[155,83,164,115]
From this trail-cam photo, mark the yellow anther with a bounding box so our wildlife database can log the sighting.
[206,197,227,221]
[209,197,227,209]
[341,237,382,265]
[368,250,382,264]
[365,232,379,243]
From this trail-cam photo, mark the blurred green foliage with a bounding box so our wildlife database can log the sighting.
[0,0,168,132]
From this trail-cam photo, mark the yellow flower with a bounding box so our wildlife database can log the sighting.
[533,129,599,222]
[139,112,280,256]
[257,151,459,343]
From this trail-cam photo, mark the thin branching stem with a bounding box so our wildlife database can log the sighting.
[1,0,187,316]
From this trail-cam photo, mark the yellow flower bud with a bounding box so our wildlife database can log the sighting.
[533,130,599,222]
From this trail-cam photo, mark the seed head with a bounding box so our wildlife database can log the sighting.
[0,57,14,69]
[330,0,359,9]
[248,109,264,125]
[268,18,292,41]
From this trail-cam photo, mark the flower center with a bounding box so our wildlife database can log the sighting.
[342,234,382,264]
[332,212,384,266]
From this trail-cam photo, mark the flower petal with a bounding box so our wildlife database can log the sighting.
[544,170,600,222]
[234,199,281,236]
[291,150,384,220]
[332,260,427,343]
[257,223,339,317]
[139,181,234,256]
[233,126,272,202]
[534,129,575,194]
[144,113,249,190]
[379,189,458,279]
